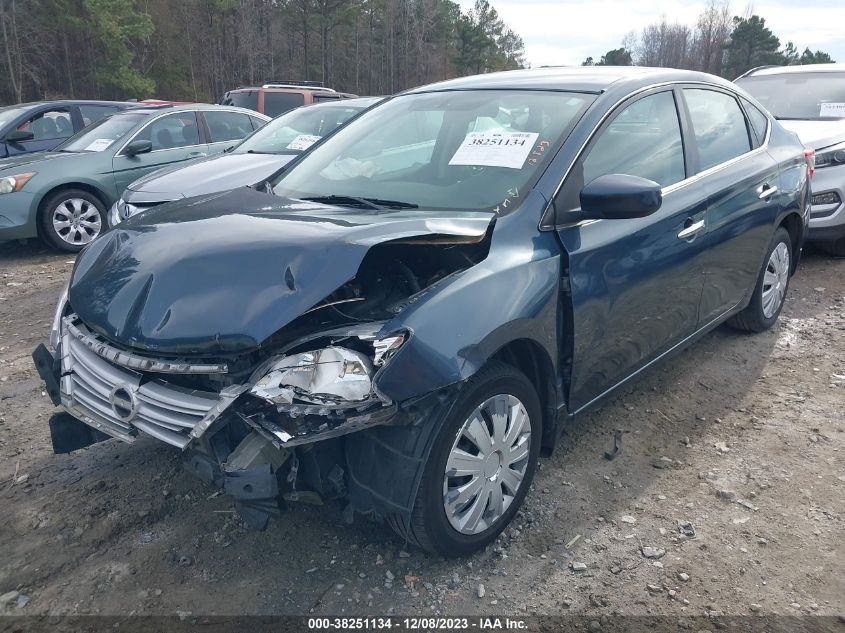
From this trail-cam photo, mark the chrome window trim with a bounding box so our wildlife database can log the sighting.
[114,108,257,157]
[541,80,772,230]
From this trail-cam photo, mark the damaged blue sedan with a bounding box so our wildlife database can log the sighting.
[34,67,810,556]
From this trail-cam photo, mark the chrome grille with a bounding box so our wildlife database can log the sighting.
[60,316,220,448]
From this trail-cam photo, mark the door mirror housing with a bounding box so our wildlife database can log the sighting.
[580,174,662,220]
[124,140,153,156]
[5,129,35,143]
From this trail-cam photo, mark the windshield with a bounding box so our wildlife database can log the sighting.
[236,104,367,154]
[0,105,33,130]
[57,113,146,152]
[270,90,594,213]
[737,72,845,120]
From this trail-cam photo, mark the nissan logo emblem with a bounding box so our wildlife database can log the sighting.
[109,384,139,423]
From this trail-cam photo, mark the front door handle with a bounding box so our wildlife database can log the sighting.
[758,184,778,200]
[678,219,706,240]
[188,151,207,158]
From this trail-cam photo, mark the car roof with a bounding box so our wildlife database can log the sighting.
[113,104,270,119]
[0,99,137,110]
[309,96,381,109]
[404,65,734,94]
[737,63,845,78]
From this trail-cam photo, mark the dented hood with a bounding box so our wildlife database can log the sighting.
[69,188,492,354]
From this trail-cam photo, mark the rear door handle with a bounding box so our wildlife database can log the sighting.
[678,219,706,240]
[758,184,778,199]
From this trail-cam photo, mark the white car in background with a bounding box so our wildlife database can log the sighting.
[737,63,845,255]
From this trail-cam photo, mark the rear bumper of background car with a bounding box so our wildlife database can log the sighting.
[807,163,845,242]
[0,192,38,240]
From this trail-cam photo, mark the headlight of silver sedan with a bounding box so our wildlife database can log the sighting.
[108,199,142,226]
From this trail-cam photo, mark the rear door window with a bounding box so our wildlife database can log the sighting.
[264,92,306,117]
[203,110,254,143]
[683,89,752,170]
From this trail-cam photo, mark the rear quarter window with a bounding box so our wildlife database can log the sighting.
[741,98,769,148]
[220,90,259,112]
[264,92,306,117]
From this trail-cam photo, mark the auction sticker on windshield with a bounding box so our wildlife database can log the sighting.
[84,139,114,152]
[449,131,539,169]
[820,103,845,118]
[287,134,321,150]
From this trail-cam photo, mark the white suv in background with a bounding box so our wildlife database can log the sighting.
[737,64,845,255]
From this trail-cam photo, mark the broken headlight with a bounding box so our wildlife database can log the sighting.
[250,347,375,406]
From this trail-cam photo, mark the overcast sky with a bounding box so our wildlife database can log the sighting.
[458,0,845,68]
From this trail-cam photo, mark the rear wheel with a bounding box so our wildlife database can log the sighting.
[729,227,792,332]
[39,189,106,252]
[389,362,541,557]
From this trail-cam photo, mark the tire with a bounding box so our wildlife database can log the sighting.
[39,189,107,252]
[389,361,542,557]
[817,237,845,257]
[729,227,792,332]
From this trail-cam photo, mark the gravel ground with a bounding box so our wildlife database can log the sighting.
[0,240,842,621]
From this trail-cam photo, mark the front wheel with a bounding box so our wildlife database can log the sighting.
[729,227,792,332]
[389,362,541,557]
[39,189,106,252]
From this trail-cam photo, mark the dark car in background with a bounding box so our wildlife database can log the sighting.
[0,100,137,157]
[0,104,268,251]
[111,97,381,225]
[219,81,357,117]
[35,67,809,556]
[736,63,845,255]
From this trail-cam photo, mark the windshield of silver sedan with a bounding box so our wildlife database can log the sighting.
[57,113,147,153]
[236,104,367,155]
[269,90,595,213]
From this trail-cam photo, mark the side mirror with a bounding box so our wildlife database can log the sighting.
[124,140,153,156]
[5,129,34,143]
[580,174,662,220]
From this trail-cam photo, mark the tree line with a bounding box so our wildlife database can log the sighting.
[0,0,525,106]
[583,0,835,77]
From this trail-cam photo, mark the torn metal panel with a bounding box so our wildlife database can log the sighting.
[68,187,493,355]
[239,402,398,449]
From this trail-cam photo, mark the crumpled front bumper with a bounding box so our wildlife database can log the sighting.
[36,314,398,452]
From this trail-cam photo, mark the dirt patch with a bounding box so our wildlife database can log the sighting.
[0,240,842,618]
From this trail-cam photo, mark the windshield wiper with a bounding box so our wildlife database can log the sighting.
[364,197,419,209]
[247,149,296,155]
[301,195,418,210]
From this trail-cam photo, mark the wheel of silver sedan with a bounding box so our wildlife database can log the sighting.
[52,198,102,246]
[443,393,531,535]
[761,242,790,319]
